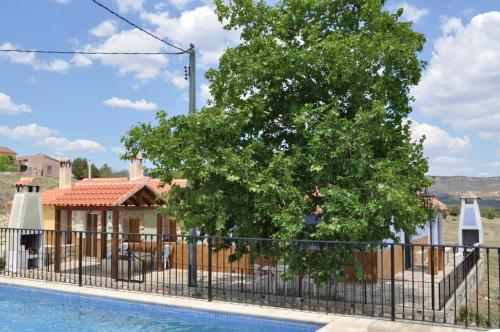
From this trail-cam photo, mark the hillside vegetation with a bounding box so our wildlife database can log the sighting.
[0,172,59,217]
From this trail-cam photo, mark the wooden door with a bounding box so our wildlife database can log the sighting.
[86,214,98,257]
[128,218,140,243]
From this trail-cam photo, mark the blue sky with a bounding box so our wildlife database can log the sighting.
[0,0,499,176]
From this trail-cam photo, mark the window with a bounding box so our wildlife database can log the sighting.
[47,165,52,176]
[465,198,474,204]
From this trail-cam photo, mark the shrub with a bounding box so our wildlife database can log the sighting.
[448,205,460,217]
[0,256,5,270]
[458,306,486,326]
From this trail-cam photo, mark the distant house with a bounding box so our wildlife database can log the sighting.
[16,154,60,177]
[0,146,17,160]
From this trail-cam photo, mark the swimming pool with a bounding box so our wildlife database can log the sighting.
[0,284,322,331]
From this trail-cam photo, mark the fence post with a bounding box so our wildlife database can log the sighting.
[208,236,213,302]
[390,244,395,321]
[78,232,83,287]
[431,245,435,322]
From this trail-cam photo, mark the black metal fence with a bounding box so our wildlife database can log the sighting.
[0,227,498,328]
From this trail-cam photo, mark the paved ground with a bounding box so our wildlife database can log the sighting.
[317,317,480,331]
[0,276,478,332]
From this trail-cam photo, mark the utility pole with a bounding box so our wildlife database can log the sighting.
[188,44,196,115]
[187,44,197,288]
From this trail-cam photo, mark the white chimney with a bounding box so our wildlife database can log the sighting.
[7,178,44,272]
[129,153,144,181]
[59,158,72,189]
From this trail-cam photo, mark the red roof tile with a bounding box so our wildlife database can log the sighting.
[15,177,36,186]
[41,177,186,207]
[431,198,448,212]
[0,146,16,154]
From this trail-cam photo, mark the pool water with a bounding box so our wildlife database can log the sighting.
[0,284,322,332]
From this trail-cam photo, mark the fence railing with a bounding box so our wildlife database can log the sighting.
[0,227,498,328]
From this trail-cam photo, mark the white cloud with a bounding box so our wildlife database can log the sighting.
[89,20,117,38]
[0,93,32,115]
[487,161,500,168]
[103,97,159,111]
[0,124,56,140]
[164,71,188,89]
[413,12,500,143]
[37,137,106,153]
[114,0,144,13]
[76,29,169,81]
[411,121,471,153]
[433,156,467,165]
[394,2,429,23]
[111,146,125,154]
[200,83,211,104]
[71,54,93,67]
[0,42,70,73]
[54,0,71,4]
[479,131,500,143]
[169,0,193,10]
[141,5,240,67]
[0,123,104,153]
[428,165,474,176]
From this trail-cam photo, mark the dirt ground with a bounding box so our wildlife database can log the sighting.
[444,215,500,327]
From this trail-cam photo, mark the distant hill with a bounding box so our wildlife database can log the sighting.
[429,176,500,208]
[0,172,59,216]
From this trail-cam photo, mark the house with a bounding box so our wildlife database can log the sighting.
[39,155,186,278]
[16,153,61,177]
[0,146,17,160]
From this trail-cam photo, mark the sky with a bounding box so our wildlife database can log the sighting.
[0,0,499,176]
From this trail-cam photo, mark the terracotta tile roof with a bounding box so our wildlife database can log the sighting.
[431,198,448,212]
[15,177,36,186]
[40,177,186,207]
[0,146,16,154]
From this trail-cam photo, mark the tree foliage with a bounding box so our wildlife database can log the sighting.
[123,0,430,244]
[0,156,16,172]
[99,163,113,178]
[72,157,100,179]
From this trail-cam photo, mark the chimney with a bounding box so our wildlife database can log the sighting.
[129,153,144,181]
[59,158,72,189]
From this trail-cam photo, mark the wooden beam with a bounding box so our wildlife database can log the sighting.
[142,190,157,205]
[54,207,62,273]
[111,208,119,279]
[157,214,163,271]
[126,195,140,206]
[101,210,107,259]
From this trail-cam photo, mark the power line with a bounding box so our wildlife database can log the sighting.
[0,49,185,55]
[91,0,190,53]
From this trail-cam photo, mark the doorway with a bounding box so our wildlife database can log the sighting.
[86,214,98,257]
[127,218,141,243]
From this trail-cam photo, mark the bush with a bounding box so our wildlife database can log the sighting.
[458,306,487,326]
[0,256,5,270]
[481,207,498,220]
[0,155,16,172]
[448,205,460,217]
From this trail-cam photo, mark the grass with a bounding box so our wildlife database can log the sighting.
[444,215,500,327]
[0,172,59,216]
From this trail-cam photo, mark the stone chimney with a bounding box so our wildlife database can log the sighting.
[129,153,144,181]
[59,158,72,189]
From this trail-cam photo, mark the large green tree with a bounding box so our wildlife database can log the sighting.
[123,0,430,244]
[72,158,100,180]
